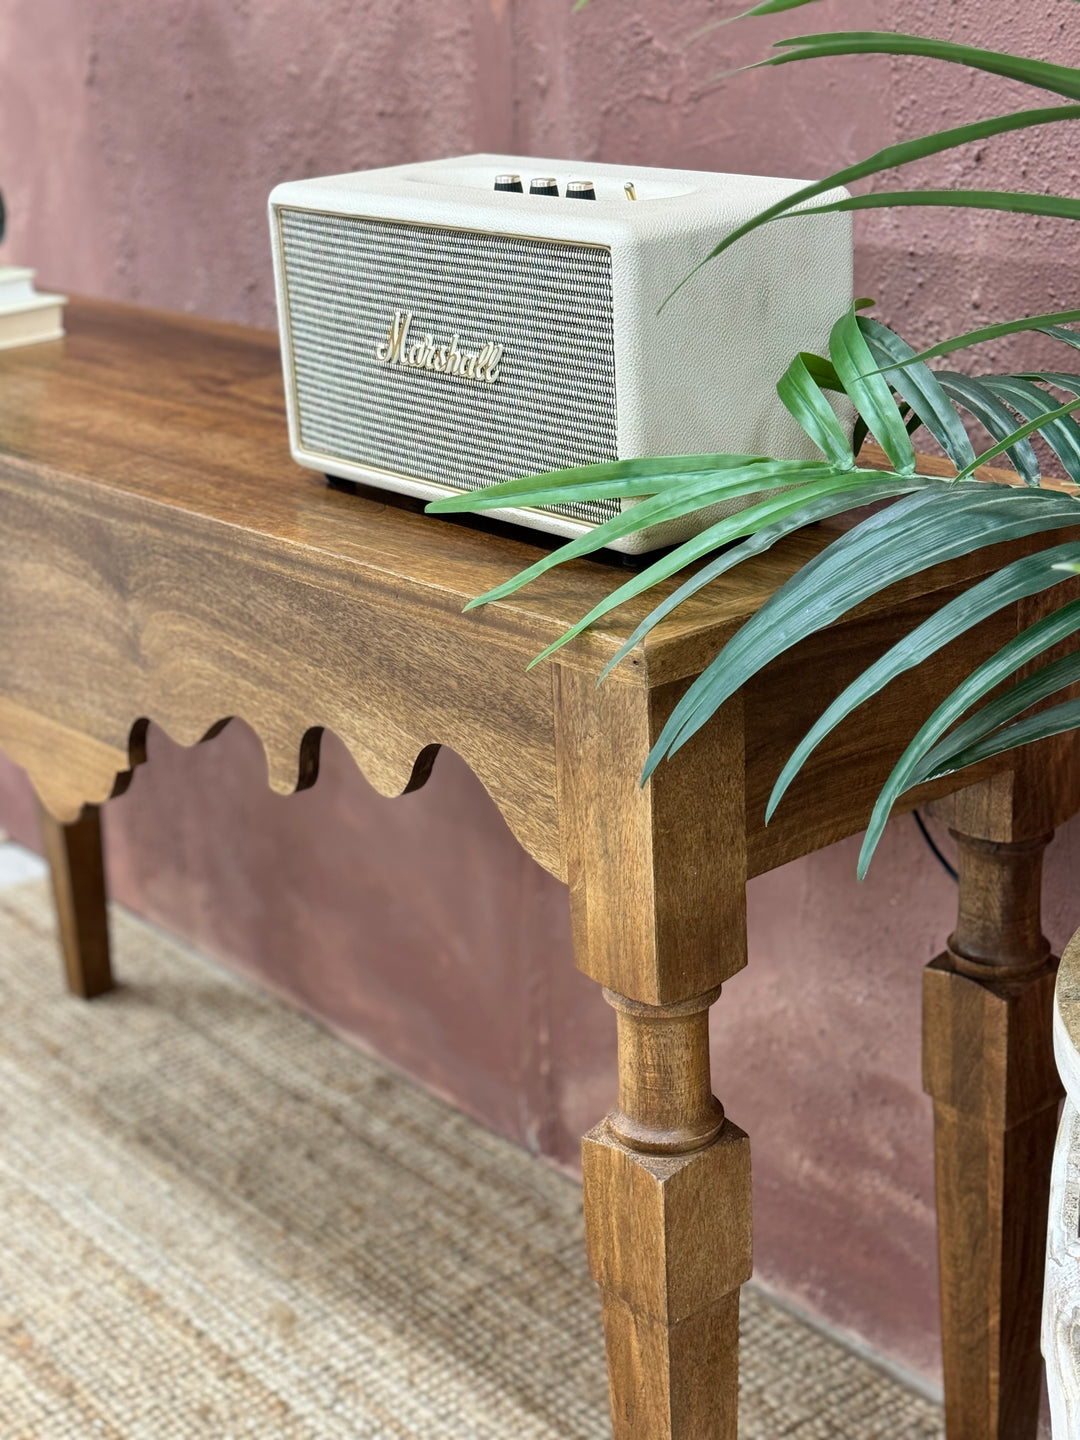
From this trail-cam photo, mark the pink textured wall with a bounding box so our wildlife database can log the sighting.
[3,0,1080,1386]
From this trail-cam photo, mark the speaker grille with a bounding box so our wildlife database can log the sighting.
[278,208,620,527]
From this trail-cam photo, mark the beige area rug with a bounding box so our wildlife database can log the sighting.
[0,878,944,1439]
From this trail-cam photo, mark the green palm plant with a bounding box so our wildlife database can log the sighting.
[428,1,1080,875]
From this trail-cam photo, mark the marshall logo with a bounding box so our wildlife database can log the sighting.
[375,310,503,384]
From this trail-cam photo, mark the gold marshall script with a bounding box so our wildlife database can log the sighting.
[375,311,503,384]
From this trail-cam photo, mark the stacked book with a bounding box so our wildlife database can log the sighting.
[0,267,65,350]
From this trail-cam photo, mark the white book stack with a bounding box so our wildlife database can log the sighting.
[0,266,65,351]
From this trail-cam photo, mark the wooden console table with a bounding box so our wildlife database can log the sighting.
[1,299,1076,1440]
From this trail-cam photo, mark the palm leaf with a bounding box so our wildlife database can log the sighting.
[1041,324,1080,353]
[426,453,763,512]
[912,645,1080,785]
[596,473,938,682]
[857,317,976,473]
[830,310,915,472]
[691,107,1080,280]
[559,1,1080,863]
[776,354,854,466]
[852,397,921,458]
[980,376,1080,485]
[680,0,836,40]
[918,694,1080,783]
[799,189,1080,225]
[761,32,1080,102]
[644,484,1080,779]
[867,312,1080,375]
[855,597,1080,871]
[954,394,1080,478]
[524,469,919,670]
[936,374,1042,485]
[723,0,839,18]
[765,547,1080,838]
[439,461,837,611]
[1020,371,1080,394]
[798,351,844,392]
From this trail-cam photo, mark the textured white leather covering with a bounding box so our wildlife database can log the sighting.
[270,153,852,553]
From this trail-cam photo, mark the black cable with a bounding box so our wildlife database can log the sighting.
[914,809,958,882]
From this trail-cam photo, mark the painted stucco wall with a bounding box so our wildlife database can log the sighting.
[2,0,1078,1386]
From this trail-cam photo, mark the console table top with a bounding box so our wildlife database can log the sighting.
[0,297,1016,690]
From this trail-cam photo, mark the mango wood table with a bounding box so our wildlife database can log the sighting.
[1,300,1076,1440]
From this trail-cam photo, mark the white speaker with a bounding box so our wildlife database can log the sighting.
[269,154,852,553]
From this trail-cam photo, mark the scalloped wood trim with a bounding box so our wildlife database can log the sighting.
[1,696,560,878]
[0,457,564,878]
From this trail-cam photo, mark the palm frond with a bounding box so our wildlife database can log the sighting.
[691,108,1080,283]
[831,310,915,472]
[644,485,1080,779]
[596,473,940,681]
[727,0,841,19]
[918,694,1080,783]
[857,318,975,472]
[546,2,1080,868]
[760,32,1080,102]
[438,461,837,610]
[426,452,765,511]
[765,544,1080,829]
[524,469,922,670]
[870,313,1080,373]
[432,291,1080,866]
[936,374,1043,486]
[954,394,1080,477]
[856,596,1080,872]
[798,188,1080,225]
[913,647,1080,785]
[776,355,855,466]
[980,376,1080,485]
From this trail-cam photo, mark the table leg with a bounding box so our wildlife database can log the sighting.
[923,823,1061,1440]
[583,985,751,1440]
[38,801,113,998]
[554,666,750,1439]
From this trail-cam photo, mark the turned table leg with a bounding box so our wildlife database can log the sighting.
[923,823,1061,1440]
[38,801,113,998]
[554,667,750,1440]
[583,985,751,1440]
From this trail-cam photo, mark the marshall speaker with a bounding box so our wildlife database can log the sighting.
[269,154,852,554]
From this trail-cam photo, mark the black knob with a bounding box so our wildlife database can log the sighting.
[529,177,559,198]
[566,180,596,201]
[494,174,523,193]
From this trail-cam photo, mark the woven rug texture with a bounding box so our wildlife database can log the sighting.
[0,876,944,1439]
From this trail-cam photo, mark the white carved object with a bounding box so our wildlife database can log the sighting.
[1045,933,1080,1438]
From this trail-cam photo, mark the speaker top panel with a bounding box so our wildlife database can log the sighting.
[269,153,840,248]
